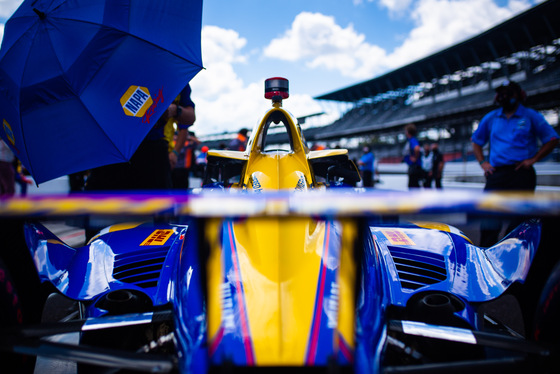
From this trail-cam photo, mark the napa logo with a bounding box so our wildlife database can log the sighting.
[120,86,153,117]
[2,119,15,146]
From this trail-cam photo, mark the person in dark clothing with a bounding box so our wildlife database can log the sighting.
[471,80,558,246]
[227,128,249,151]
[403,123,422,188]
[358,146,375,188]
[431,143,444,189]
[86,84,195,191]
[420,143,433,188]
[68,171,87,193]
[83,85,195,242]
[172,132,199,189]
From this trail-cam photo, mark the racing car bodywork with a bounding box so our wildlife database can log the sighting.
[22,215,541,372]
[2,78,555,373]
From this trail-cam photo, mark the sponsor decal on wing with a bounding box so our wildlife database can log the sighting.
[140,229,174,246]
[380,229,415,246]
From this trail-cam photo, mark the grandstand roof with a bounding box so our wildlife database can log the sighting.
[315,0,560,103]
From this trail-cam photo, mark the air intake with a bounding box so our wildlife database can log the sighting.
[113,247,170,289]
[388,246,447,290]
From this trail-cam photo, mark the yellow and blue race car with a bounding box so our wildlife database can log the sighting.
[1,78,559,373]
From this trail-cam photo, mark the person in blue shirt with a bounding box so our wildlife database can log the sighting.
[358,146,375,187]
[403,123,422,188]
[472,80,558,191]
[471,80,558,247]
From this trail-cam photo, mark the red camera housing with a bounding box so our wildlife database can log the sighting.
[264,77,289,100]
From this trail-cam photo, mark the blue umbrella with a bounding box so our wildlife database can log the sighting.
[0,0,203,184]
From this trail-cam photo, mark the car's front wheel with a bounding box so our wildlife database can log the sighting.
[0,257,37,372]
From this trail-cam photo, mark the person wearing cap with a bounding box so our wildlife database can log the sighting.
[471,80,558,246]
[194,145,209,178]
[227,128,249,151]
[358,145,376,187]
[472,80,558,189]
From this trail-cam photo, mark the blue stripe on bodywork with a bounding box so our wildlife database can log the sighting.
[210,219,254,365]
[305,219,341,365]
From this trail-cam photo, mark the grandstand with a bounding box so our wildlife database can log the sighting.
[201,0,560,164]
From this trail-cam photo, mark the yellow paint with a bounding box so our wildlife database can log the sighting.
[245,153,311,191]
[140,229,174,246]
[307,149,348,159]
[108,222,144,232]
[237,216,323,364]
[413,221,472,243]
[1,197,176,216]
[206,218,225,345]
[205,216,358,365]
[3,119,15,145]
[337,219,357,351]
[478,191,537,213]
[413,222,450,232]
[234,107,315,190]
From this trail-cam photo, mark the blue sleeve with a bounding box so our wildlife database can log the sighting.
[530,109,558,144]
[177,84,195,130]
[178,84,194,108]
[471,111,494,146]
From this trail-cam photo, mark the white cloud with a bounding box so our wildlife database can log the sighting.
[190,26,247,99]
[264,12,389,79]
[189,81,266,136]
[378,0,414,14]
[0,0,21,43]
[190,24,327,136]
[201,25,248,65]
[191,73,325,136]
[0,0,23,43]
[386,0,533,69]
[262,1,534,81]
[0,0,21,19]
[189,26,256,135]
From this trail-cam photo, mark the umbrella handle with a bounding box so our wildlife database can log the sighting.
[33,8,47,20]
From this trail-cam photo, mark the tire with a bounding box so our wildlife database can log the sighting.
[0,257,37,372]
[0,220,46,324]
[533,260,560,343]
[0,257,23,326]
[0,220,48,373]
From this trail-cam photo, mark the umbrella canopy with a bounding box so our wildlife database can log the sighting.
[0,0,203,184]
